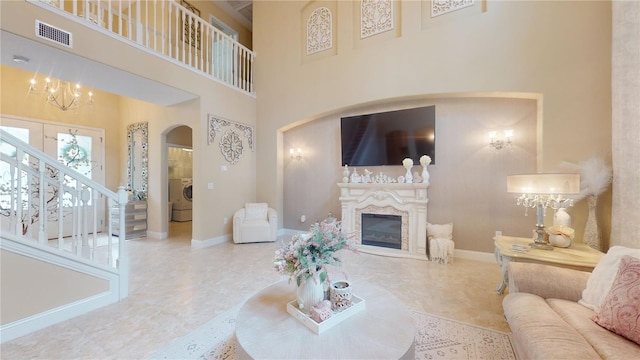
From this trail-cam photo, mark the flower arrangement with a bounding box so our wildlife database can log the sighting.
[576,156,612,200]
[420,155,431,167]
[546,225,575,240]
[560,156,612,201]
[274,219,356,286]
[402,158,413,169]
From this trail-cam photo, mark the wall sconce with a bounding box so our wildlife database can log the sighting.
[290,147,303,160]
[488,129,513,150]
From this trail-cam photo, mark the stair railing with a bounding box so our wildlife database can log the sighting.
[0,129,129,298]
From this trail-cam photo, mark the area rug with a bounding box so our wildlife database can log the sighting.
[147,304,516,360]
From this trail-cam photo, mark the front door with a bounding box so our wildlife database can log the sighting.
[0,116,105,239]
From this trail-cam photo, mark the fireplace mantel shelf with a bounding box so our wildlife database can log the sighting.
[338,182,429,261]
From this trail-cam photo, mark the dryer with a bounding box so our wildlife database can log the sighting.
[169,178,192,221]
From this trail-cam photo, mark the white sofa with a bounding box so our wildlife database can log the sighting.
[233,203,277,243]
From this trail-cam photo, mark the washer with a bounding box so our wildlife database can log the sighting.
[169,178,192,221]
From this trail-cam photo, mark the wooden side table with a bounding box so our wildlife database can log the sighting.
[494,235,604,294]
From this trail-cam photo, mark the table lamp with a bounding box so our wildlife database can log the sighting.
[507,173,580,250]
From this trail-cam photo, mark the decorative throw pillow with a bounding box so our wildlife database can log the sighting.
[591,255,640,345]
[426,223,453,240]
[580,246,640,312]
[245,203,268,221]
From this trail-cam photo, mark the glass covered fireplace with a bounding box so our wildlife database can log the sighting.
[361,213,402,249]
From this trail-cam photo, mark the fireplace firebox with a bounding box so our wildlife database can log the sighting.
[361,213,402,249]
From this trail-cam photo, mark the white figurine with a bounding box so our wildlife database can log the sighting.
[342,165,350,183]
[350,168,361,183]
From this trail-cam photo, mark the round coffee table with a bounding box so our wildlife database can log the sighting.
[235,280,415,359]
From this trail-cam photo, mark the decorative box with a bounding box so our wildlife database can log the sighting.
[286,294,366,334]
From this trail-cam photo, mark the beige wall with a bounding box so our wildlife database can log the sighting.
[1,66,123,191]
[117,94,256,240]
[283,96,540,252]
[2,1,258,242]
[611,1,640,248]
[255,0,613,252]
[0,250,109,325]
[191,0,253,49]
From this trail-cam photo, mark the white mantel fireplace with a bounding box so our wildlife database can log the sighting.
[338,182,429,261]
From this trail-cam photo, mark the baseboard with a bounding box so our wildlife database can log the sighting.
[279,228,305,238]
[454,249,495,263]
[191,234,231,248]
[0,290,119,343]
[146,230,167,239]
[279,230,495,263]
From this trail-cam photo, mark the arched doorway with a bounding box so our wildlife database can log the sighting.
[166,125,193,238]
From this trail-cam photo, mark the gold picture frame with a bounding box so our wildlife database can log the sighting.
[180,0,201,49]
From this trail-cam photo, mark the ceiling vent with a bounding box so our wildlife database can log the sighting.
[35,20,72,48]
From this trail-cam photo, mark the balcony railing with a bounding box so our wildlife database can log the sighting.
[30,0,255,96]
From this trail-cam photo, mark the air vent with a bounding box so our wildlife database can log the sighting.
[35,20,72,48]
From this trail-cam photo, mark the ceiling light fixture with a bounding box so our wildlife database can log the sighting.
[28,76,94,111]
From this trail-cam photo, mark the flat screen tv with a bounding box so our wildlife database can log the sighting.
[341,105,436,167]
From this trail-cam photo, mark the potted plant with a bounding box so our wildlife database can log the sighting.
[273,219,356,314]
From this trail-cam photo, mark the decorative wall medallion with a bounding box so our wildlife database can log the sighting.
[361,0,394,39]
[219,130,243,164]
[307,7,333,55]
[431,0,474,17]
[208,114,254,165]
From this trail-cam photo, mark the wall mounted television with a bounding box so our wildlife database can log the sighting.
[340,105,436,167]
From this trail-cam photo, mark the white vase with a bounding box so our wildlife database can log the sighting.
[584,195,601,251]
[296,278,325,315]
[553,208,571,227]
[421,166,430,183]
[404,167,413,183]
[342,165,350,183]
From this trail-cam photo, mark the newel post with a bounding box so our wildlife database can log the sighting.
[117,186,130,299]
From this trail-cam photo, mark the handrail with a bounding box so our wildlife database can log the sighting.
[29,0,255,96]
[0,129,129,298]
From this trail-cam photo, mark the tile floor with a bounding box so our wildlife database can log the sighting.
[1,222,511,359]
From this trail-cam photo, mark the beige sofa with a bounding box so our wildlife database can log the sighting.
[502,262,640,359]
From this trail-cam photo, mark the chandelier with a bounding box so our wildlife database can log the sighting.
[28,77,94,111]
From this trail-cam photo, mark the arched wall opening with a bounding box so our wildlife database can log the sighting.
[280,92,544,254]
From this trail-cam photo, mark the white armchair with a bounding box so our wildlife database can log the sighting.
[233,203,278,243]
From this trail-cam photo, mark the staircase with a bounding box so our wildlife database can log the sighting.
[0,129,129,343]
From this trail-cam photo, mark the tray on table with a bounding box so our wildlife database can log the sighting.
[286,295,366,334]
